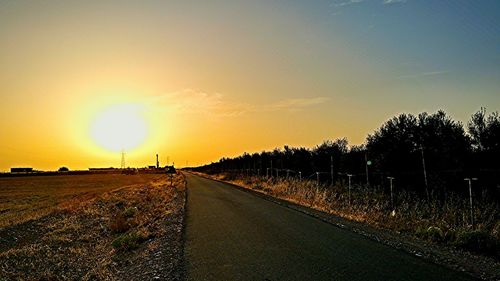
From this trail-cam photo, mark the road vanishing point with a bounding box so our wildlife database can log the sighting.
[184,173,475,281]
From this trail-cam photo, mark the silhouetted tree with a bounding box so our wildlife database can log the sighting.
[192,110,498,201]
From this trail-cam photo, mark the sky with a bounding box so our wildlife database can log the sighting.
[0,0,499,171]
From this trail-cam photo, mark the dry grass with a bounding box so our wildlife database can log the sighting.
[0,174,165,228]
[205,172,499,259]
[0,173,186,280]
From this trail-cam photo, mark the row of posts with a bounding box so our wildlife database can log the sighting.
[233,163,478,229]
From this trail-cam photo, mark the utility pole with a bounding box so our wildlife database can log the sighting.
[420,145,429,201]
[464,178,478,229]
[330,155,334,185]
[121,149,126,169]
[347,174,353,206]
[388,177,395,210]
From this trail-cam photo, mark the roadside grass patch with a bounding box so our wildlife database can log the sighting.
[112,232,147,252]
[454,230,500,258]
[123,207,138,218]
[109,213,130,233]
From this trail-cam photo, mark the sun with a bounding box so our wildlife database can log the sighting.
[90,104,148,152]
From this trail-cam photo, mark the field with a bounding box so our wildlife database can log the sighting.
[0,174,165,228]
[0,173,186,280]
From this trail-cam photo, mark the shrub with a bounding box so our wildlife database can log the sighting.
[455,230,499,258]
[444,229,457,243]
[123,207,138,218]
[426,226,444,243]
[109,214,129,233]
[112,232,147,252]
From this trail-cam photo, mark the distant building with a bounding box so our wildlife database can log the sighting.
[11,167,33,173]
[89,167,116,171]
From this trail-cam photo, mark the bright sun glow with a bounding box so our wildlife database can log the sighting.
[90,104,148,152]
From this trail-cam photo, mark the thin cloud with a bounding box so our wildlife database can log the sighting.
[331,0,364,8]
[267,97,331,112]
[150,89,249,117]
[383,0,407,4]
[150,89,330,117]
[398,70,448,79]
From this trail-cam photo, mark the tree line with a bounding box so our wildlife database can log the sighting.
[193,108,500,201]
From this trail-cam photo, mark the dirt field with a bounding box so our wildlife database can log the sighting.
[0,173,186,280]
[0,174,165,228]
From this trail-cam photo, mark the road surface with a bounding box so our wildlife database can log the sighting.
[184,173,474,281]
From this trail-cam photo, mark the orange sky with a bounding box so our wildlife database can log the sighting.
[0,1,499,171]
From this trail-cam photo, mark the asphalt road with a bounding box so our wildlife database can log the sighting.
[184,173,475,281]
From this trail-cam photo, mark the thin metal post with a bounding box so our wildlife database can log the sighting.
[316,172,320,186]
[465,178,478,229]
[330,155,334,185]
[388,177,395,210]
[299,171,302,181]
[347,174,353,206]
[421,145,429,201]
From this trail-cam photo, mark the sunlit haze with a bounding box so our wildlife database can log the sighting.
[0,0,499,171]
[90,104,148,152]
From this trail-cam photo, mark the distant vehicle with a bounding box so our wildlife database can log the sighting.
[165,166,176,174]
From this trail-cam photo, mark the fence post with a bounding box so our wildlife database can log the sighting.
[387,177,395,210]
[330,155,334,185]
[347,174,353,206]
[464,178,478,229]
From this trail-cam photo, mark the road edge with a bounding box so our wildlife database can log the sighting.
[186,171,498,281]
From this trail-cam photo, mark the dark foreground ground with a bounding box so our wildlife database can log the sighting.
[184,173,476,281]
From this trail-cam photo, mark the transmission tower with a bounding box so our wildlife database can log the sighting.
[121,149,126,169]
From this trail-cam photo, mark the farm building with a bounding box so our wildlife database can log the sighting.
[10,167,33,173]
